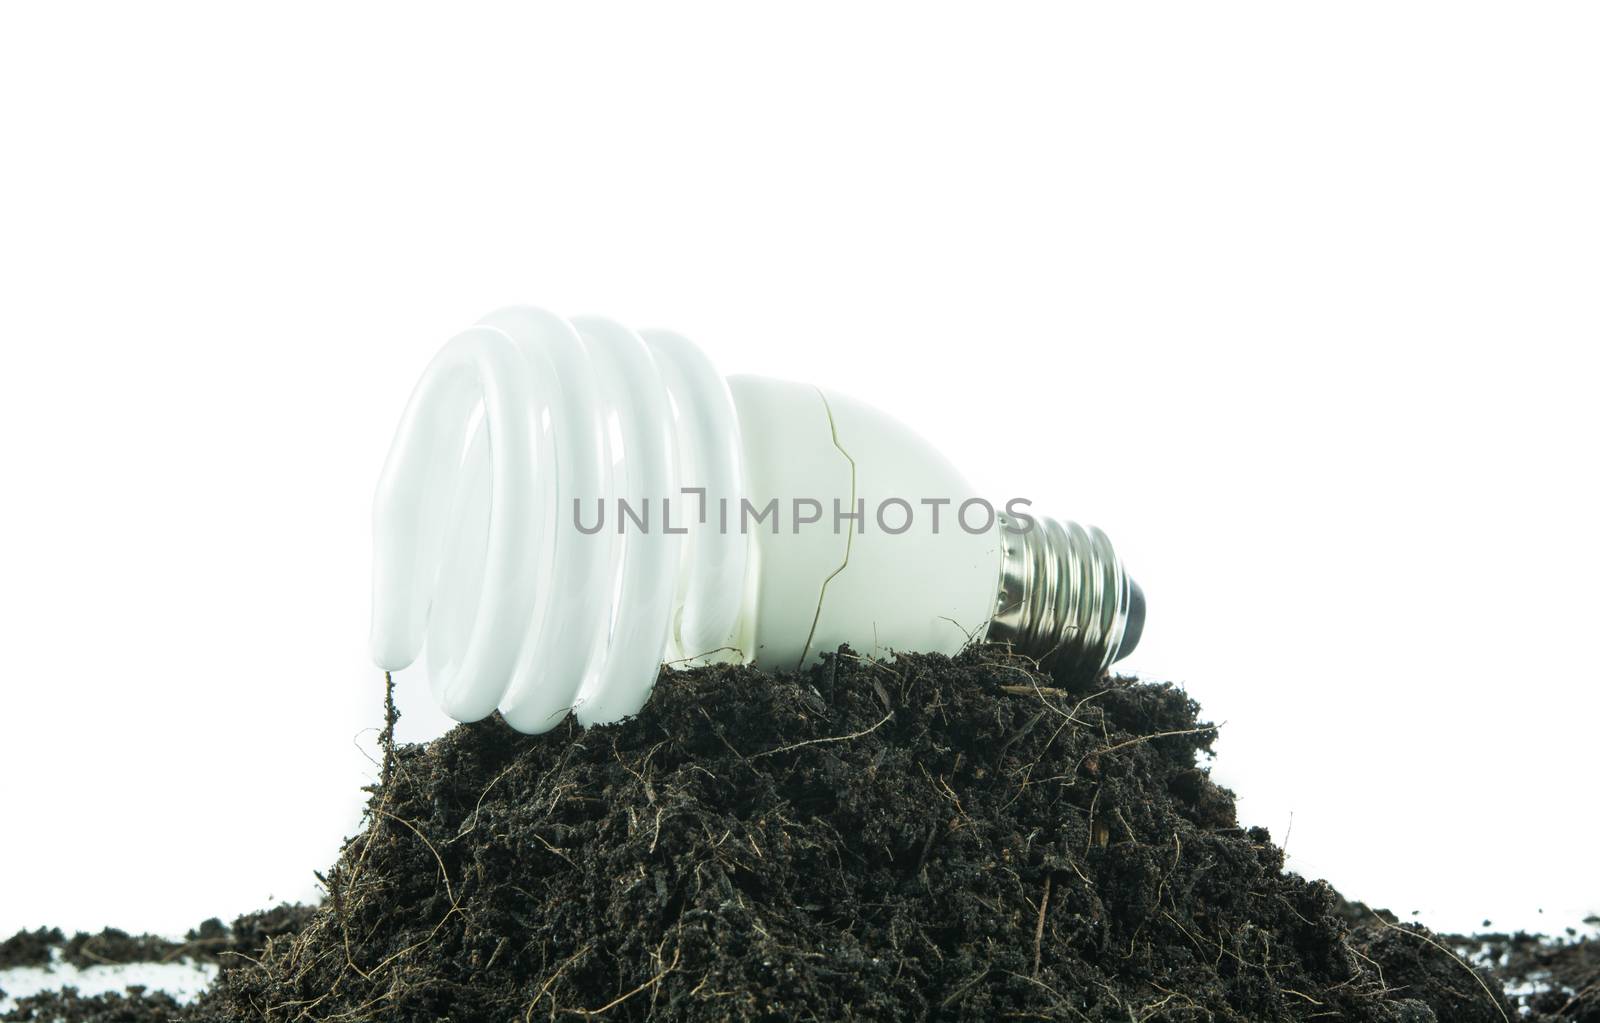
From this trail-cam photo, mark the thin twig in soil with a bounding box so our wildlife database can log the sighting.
[940,966,991,1009]
[1556,976,1599,1017]
[1094,725,1214,760]
[1065,725,1217,777]
[999,684,1073,698]
[1032,874,1052,978]
[533,832,579,870]
[448,762,519,843]
[752,710,893,758]
[525,940,596,1023]
[374,810,457,907]
[664,645,743,666]
[914,823,940,882]
[573,945,681,1017]
[1366,912,1510,1023]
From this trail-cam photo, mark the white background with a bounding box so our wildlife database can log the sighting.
[1,3,1595,940]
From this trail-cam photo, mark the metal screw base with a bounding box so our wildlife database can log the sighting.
[987,515,1143,675]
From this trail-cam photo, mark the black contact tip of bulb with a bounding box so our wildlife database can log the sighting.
[1114,580,1145,662]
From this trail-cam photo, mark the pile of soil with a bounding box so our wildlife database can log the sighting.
[4,648,1593,1021]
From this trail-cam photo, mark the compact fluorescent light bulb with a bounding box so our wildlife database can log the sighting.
[370,307,1144,734]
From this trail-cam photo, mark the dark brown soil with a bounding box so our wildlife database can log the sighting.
[0,930,61,972]
[0,907,314,973]
[4,648,1592,1021]
[1,986,187,1023]
[1449,928,1600,1022]
[0,907,317,1023]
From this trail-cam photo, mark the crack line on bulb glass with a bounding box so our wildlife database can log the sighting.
[796,388,857,668]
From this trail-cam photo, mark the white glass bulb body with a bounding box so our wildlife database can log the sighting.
[371,307,1132,735]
